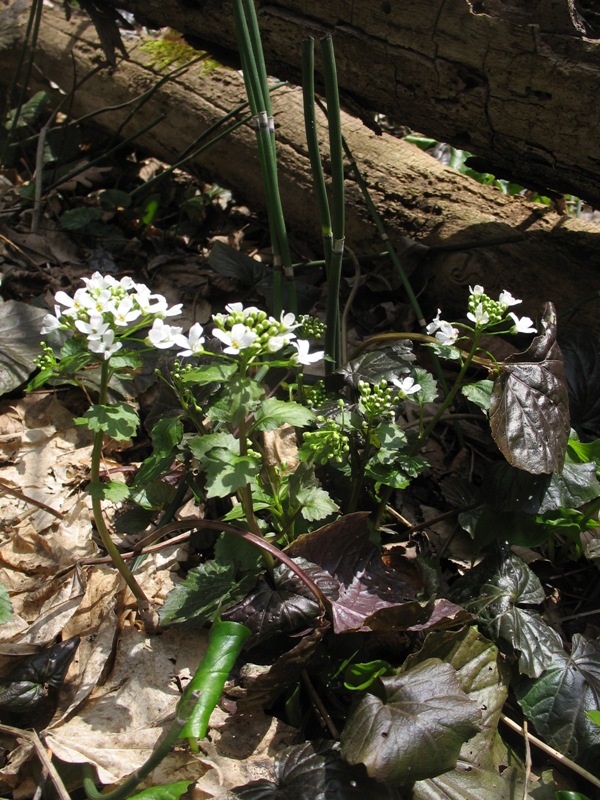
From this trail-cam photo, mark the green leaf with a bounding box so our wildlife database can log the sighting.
[253,398,315,431]
[295,484,339,522]
[343,660,394,691]
[187,430,237,460]
[126,781,192,800]
[108,350,143,371]
[59,207,103,230]
[412,366,439,404]
[179,362,238,385]
[0,300,49,395]
[208,376,264,426]
[489,303,570,474]
[568,436,600,469]
[517,634,600,769]
[587,710,600,727]
[204,448,261,498]
[75,403,139,441]
[404,627,509,771]
[340,658,481,784]
[0,583,13,624]
[159,560,258,627]
[462,379,494,411]
[87,480,130,502]
[372,421,407,451]
[451,552,563,677]
[135,417,183,484]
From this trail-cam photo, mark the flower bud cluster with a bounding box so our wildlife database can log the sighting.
[297,315,326,339]
[303,380,329,409]
[358,379,398,420]
[466,285,536,333]
[302,416,350,465]
[40,271,183,360]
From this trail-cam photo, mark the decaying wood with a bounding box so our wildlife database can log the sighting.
[4,6,600,327]
[96,0,600,207]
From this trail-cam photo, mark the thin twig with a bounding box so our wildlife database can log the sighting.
[301,669,340,739]
[0,476,65,519]
[522,718,531,800]
[499,713,600,792]
[0,725,71,800]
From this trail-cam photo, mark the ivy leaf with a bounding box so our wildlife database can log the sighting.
[252,397,315,431]
[489,303,570,474]
[223,559,337,645]
[203,448,261,498]
[517,634,600,770]
[340,658,482,784]
[75,402,139,441]
[451,552,563,677]
[404,627,509,771]
[159,560,259,627]
[230,740,401,799]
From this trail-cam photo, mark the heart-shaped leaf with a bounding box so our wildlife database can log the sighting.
[451,552,563,677]
[340,658,481,784]
[230,740,401,799]
[489,303,570,474]
[517,634,600,769]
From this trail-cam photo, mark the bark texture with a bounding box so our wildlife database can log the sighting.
[95,0,600,207]
[5,6,600,327]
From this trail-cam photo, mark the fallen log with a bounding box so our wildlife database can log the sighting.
[4,5,600,328]
[96,0,600,207]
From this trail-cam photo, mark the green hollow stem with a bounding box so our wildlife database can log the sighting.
[320,35,345,371]
[302,38,333,272]
[90,362,149,609]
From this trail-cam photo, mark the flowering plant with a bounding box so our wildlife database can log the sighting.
[33,275,564,623]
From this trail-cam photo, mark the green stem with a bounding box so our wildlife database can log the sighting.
[321,34,345,371]
[90,362,149,609]
[411,332,483,454]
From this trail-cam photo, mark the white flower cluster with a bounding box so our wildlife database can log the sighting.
[210,302,324,365]
[41,275,325,368]
[426,285,537,344]
[41,272,182,359]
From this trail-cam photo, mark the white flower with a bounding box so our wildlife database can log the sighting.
[40,313,62,334]
[213,323,257,354]
[133,285,181,318]
[54,287,93,317]
[291,339,324,365]
[174,323,206,357]
[87,329,122,359]
[509,313,537,334]
[75,315,110,338]
[112,296,142,327]
[225,302,260,318]
[467,302,490,327]
[393,376,421,397]
[469,285,485,297]
[147,318,184,349]
[498,290,521,307]
[280,311,300,332]
[266,335,287,353]
[426,311,459,345]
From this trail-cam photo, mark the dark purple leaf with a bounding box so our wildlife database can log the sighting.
[231,740,402,799]
[223,559,337,645]
[489,302,570,474]
[340,659,481,784]
[286,514,428,633]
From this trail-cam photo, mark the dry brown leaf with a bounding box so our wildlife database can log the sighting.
[45,627,210,785]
